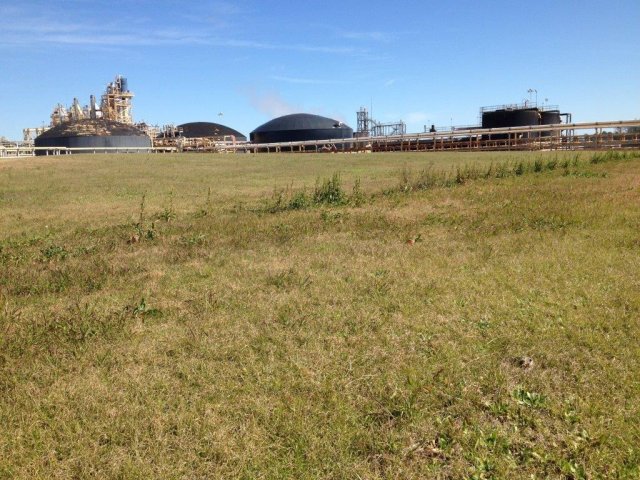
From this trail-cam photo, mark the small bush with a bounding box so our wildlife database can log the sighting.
[288,190,310,210]
[533,158,544,172]
[313,173,346,205]
[264,173,355,212]
[484,163,494,178]
[514,161,525,176]
[350,178,366,206]
[399,166,413,192]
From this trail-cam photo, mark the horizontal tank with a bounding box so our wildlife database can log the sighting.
[34,119,151,155]
[250,113,353,146]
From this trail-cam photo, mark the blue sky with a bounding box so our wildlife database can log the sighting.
[1,0,639,140]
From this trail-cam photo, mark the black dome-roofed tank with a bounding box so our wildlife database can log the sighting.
[540,110,562,137]
[250,113,354,144]
[34,119,151,155]
[177,122,247,141]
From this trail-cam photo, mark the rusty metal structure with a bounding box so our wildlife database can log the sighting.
[150,122,248,152]
[100,76,134,124]
[22,75,136,145]
[356,107,406,137]
[220,120,640,154]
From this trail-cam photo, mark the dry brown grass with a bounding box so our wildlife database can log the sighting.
[1,150,639,478]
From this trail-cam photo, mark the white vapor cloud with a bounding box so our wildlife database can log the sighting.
[247,90,301,118]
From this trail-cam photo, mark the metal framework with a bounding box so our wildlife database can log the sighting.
[480,102,560,113]
[355,107,406,137]
[100,75,134,124]
[22,75,136,141]
[212,119,640,154]
[356,107,370,137]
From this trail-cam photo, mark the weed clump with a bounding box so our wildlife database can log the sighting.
[313,173,345,205]
[389,150,640,197]
[130,193,157,242]
[533,158,544,172]
[157,190,176,222]
[264,173,366,213]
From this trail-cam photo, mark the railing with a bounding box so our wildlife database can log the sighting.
[480,103,560,113]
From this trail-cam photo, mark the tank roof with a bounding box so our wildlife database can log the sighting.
[36,119,147,139]
[177,122,246,140]
[252,113,349,133]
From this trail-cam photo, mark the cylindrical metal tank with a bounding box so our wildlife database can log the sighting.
[250,113,353,147]
[540,110,562,137]
[482,108,540,128]
[34,119,151,155]
[120,77,129,92]
[482,108,541,139]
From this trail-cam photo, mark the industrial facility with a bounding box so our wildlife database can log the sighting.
[2,74,639,158]
[480,103,570,139]
[30,75,153,155]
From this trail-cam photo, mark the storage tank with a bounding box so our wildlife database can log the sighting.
[177,122,246,141]
[540,110,562,137]
[482,108,540,129]
[250,113,353,145]
[34,119,151,155]
[482,108,541,139]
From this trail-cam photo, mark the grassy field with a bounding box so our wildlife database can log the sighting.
[1,150,639,479]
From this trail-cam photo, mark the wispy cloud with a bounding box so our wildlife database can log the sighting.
[0,6,365,56]
[384,79,397,87]
[341,31,391,42]
[1,27,363,55]
[405,112,430,123]
[246,89,301,118]
[178,1,246,29]
[269,75,347,85]
[210,1,244,16]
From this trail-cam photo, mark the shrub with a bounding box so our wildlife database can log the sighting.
[313,173,346,205]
